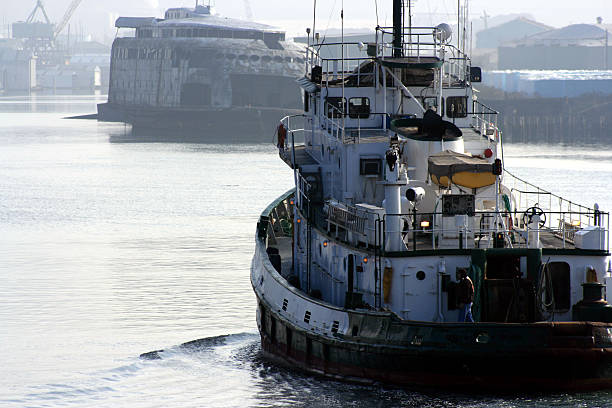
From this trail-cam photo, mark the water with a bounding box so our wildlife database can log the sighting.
[1,95,612,407]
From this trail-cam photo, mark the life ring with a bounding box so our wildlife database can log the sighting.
[277,122,287,149]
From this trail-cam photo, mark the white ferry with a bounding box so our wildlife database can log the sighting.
[98,4,305,140]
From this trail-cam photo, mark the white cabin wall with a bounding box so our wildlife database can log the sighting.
[404,138,465,182]
[385,255,472,322]
[305,227,378,308]
[550,255,610,320]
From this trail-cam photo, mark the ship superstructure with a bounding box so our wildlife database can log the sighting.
[98,5,305,139]
[251,0,612,390]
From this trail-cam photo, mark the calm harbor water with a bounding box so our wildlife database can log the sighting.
[1,95,612,407]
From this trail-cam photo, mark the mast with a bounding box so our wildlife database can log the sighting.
[392,0,402,58]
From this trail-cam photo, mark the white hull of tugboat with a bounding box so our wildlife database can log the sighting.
[249,0,612,392]
[251,192,612,392]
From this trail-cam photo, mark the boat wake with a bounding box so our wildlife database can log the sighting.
[7,332,608,407]
[139,333,242,360]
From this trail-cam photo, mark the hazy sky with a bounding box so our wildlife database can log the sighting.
[0,0,609,43]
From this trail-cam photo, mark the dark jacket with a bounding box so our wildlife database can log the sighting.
[457,276,474,304]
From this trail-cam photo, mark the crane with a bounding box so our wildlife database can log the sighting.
[54,0,84,39]
[26,0,52,24]
[243,0,253,20]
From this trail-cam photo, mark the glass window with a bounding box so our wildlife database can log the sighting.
[421,97,443,115]
[325,97,345,118]
[446,96,467,118]
[348,97,370,119]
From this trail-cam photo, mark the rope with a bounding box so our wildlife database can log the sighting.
[537,257,556,321]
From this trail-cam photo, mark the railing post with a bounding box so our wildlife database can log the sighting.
[412,207,417,251]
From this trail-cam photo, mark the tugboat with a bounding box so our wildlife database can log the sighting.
[251,0,612,391]
[97,3,305,141]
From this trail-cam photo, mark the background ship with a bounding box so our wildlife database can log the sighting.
[97,4,306,141]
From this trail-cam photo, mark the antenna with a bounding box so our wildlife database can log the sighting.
[481,10,489,30]
[312,0,317,44]
[341,0,345,138]
[392,0,402,58]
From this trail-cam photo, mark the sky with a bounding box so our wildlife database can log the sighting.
[0,0,609,44]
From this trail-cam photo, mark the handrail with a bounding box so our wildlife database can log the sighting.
[377,209,610,252]
[471,100,500,140]
[503,169,596,214]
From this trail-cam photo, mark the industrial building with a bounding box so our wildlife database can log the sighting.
[498,24,611,70]
[476,17,551,49]
[482,70,612,98]
[2,0,110,93]
[0,48,36,92]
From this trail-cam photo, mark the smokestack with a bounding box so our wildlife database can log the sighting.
[393,0,402,58]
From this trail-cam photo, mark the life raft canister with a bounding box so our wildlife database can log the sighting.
[277,122,287,148]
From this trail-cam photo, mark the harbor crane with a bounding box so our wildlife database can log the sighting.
[21,0,84,40]
[243,0,253,20]
[26,0,52,24]
[54,0,84,39]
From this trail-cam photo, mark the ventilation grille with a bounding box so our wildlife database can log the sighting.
[331,321,340,333]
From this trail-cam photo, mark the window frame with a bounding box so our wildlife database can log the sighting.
[446,96,468,118]
[348,97,371,119]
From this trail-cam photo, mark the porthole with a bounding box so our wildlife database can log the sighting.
[249,55,260,62]
[475,332,489,344]
[416,270,426,280]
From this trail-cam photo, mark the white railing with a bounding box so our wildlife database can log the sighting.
[502,169,603,234]
[323,103,345,141]
[471,101,500,142]
[380,209,609,252]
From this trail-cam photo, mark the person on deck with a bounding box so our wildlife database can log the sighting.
[457,268,475,322]
[277,123,287,154]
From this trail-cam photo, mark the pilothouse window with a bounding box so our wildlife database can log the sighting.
[446,96,467,118]
[326,97,346,118]
[348,97,370,119]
